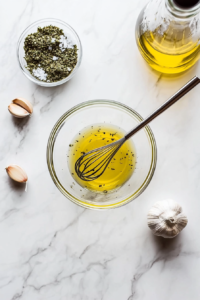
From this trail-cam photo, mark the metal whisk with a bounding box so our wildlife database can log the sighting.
[75,76,200,181]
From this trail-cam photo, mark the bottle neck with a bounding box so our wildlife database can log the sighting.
[166,0,200,18]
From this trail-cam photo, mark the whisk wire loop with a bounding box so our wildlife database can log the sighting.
[75,138,125,181]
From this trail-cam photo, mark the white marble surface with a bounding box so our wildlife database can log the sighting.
[1,0,200,299]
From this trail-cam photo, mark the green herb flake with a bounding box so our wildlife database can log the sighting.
[24,25,78,83]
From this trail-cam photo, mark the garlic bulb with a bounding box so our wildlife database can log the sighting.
[147,199,188,238]
[6,165,28,183]
[8,98,33,118]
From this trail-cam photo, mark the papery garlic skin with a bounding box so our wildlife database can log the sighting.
[13,98,33,114]
[6,165,28,183]
[8,97,33,118]
[8,103,30,118]
[147,199,188,238]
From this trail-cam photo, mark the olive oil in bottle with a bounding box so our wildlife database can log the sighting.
[135,0,200,74]
[68,124,136,193]
[137,25,200,74]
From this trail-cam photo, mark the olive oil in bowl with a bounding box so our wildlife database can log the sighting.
[68,124,136,193]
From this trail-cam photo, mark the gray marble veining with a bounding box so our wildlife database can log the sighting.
[0,0,200,299]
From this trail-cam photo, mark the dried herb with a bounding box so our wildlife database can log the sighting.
[24,25,78,83]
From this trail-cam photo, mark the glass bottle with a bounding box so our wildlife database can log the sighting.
[135,0,200,74]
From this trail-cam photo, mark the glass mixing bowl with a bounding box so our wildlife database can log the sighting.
[47,100,157,209]
[17,18,82,87]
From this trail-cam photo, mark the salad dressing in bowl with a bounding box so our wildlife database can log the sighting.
[68,123,136,193]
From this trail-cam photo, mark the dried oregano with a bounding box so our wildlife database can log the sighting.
[24,25,78,83]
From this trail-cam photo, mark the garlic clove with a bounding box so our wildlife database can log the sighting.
[5,165,28,183]
[8,103,30,118]
[12,98,33,114]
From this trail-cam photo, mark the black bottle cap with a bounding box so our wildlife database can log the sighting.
[174,0,200,9]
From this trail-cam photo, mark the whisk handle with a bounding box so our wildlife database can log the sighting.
[125,76,200,140]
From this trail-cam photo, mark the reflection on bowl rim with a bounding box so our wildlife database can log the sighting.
[47,100,157,210]
[17,18,83,87]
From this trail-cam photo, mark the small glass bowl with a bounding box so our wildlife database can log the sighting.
[17,18,82,87]
[47,100,157,209]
